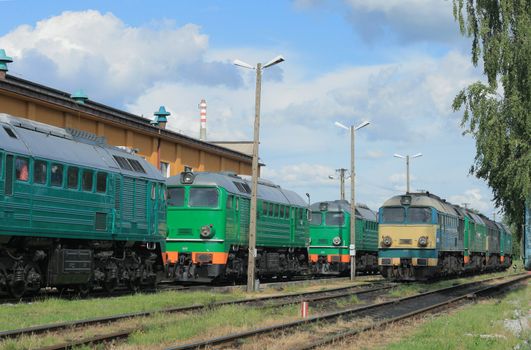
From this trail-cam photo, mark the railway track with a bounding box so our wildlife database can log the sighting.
[0,280,390,350]
[0,274,374,305]
[165,273,529,350]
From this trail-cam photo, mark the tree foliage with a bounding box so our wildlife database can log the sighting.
[452,0,530,240]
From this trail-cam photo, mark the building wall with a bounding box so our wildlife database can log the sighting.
[0,92,253,177]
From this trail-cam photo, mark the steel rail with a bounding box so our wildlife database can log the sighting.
[295,273,529,349]
[29,284,392,350]
[165,273,528,350]
[0,281,387,340]
[34,329,135,350]
[0,284,190,305]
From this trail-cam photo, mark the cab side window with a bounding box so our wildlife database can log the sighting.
[34,160,47,185]
[96,172,107,193]
[51,164,64,187]
[67,167,79,189]
[82,170,93,192]
[15,157,29,182]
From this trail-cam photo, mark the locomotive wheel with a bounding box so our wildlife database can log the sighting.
[24,263,42,294]
[76,283,92,298]
[103,279,117,294]
[8,281,25,299]
[127,278,141,293]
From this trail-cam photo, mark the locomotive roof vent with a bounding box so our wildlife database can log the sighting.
[221,171,240,178]
[319,202,328,211]
[257,178,279,188]
[67,128,106,145]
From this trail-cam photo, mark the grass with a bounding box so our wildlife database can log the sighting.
[126,304,299,348]
[386,267,524,299]
[334,294,360,308]
[381,282,530,350]
[0,289,244,332]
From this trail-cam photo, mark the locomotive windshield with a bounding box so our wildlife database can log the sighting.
[325,212,345,226]
[408,207,432,223]
[310,212,322,226]
[381,207,405,223]
[167,187,185,207]
[189,187,219,208]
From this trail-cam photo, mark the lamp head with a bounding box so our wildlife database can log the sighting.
[263,55,285,68]
[233,59,254,70]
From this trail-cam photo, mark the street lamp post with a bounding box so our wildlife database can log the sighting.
[334,120,370,280]
[328,168,348,200]
[393,153,422,193]
[234,55,285,293]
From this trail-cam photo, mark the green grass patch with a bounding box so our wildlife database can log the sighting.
[382,284,530,350]
[0,289,244,332]
[335,294,360,308]
[127,304,298,347]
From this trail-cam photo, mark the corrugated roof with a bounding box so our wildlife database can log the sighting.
[309,200,377,221]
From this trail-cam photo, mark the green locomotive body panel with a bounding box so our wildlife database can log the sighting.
[165,171,310,282]
[0,114,166,296]
[309,200,378,274]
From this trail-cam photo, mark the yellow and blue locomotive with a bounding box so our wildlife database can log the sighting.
[378,192,512,280]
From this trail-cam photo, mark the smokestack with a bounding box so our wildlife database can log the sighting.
[199,99,207,141]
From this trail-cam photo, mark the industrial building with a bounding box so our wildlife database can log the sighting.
[0,49,254,177]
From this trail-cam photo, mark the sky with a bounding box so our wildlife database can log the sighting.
[0,0,501,218]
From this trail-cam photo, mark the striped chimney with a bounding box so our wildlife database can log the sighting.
[199,99,207,141]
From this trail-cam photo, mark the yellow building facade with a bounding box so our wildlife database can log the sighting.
[0,74,253,177]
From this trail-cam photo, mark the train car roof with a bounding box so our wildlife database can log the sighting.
[309,200,378,221]
[478,214,499,230]
[381,192,460,216]
[467,212,486,225]
[0,113,164,181]
[167,172,307,207]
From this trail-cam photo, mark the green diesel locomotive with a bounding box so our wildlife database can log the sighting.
[0,114,167,297]
[165,171,310,282]
[309,200,379,275]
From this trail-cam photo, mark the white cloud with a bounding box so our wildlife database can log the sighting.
[261,163,335,187]
[366,150,385,159]
[449,188,492,213]
[0,10,242,104]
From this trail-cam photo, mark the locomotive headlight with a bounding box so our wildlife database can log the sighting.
[200,225,214,238]
[332,236,341,246]
[418,236,428,247]
[181,171,195,184]
[381,236,392,247]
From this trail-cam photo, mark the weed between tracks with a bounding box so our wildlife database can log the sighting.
[0,290,244,332]
[317,280,529,350]
[0,304,299,350]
